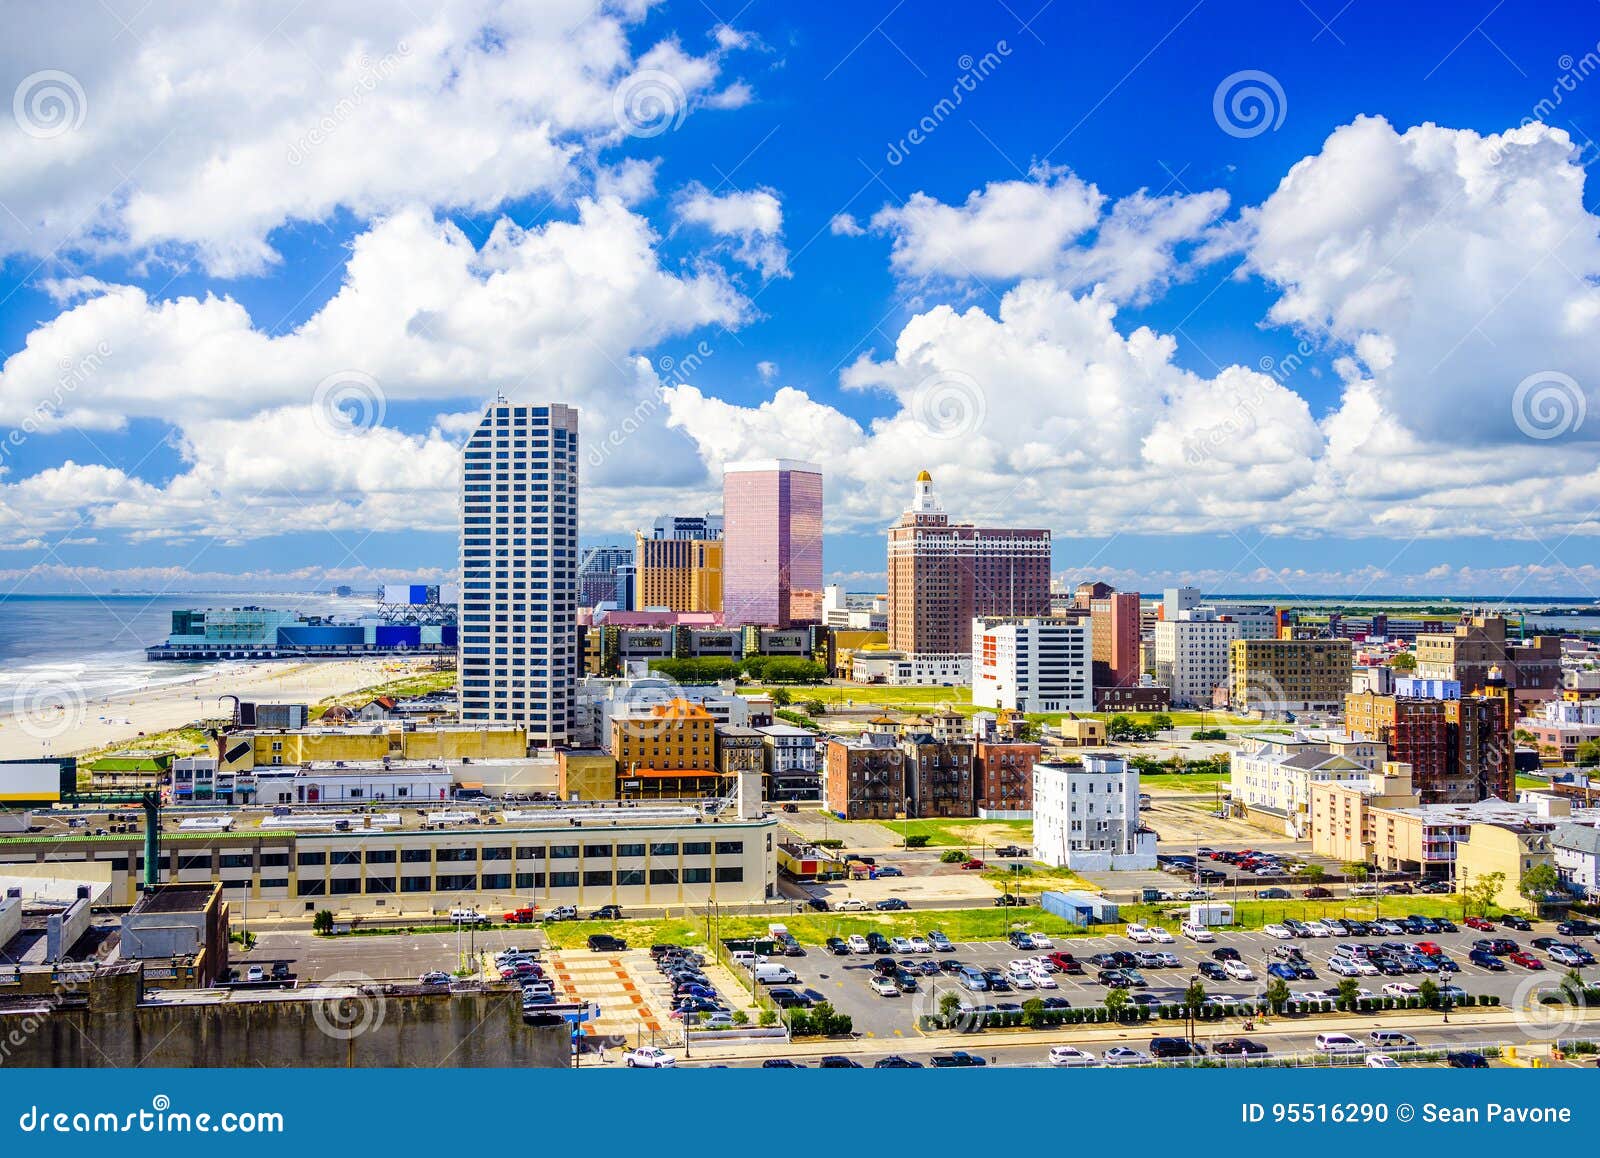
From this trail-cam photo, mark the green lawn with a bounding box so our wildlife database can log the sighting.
[815,813,1032,849]
[1139,772,1228,793]
[1120,893,1525,932]
[1515,774,1550,790]
[752,685,972,709]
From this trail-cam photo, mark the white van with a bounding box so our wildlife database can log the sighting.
[752,963,799,985]
[1315,1032,1365,1053]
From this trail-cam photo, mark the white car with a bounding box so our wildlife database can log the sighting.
[1264,924,1293,940]
[835,898,867,912]
[907,936,932,954]
[1048,1045,1099,1068]
[847,934,871,954]
[1329,957,1361,977]
[1006,970,1037,989]
[1303,921,1332,938]
[1103,1047,1151,1066]
[1354,959,1379,976]
[1031,972,1059,989]
[1382,982,1420,998]
[1147,926,1174,944]
[1290,991,1326,1004]
[1223,959,1255,981]
[1181,922,1215,942]
[624,1046,677,1068]
[1029,956,1061,974]
[1314,1032,1365,1054]
[1030,933,1055,949]
[1126,924,1154,943]
[1365,1053,1401,1069]
[890,937,914,954]
[870,976,900,997]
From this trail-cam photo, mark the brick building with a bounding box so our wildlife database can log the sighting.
[824,732,905,820]
[974,738,1042,817]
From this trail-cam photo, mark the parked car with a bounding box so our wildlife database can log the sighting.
[588,904,623,920]
[1468,949,1506,970]
[1464,916,1496,932]
[1447,1051,1490,1068]
[1047,1045,1099,1067]
[587,934,628,952]
[419,971,450,987]
[929,1051,987,1068]
[873,1055,924,1068]
[870,976,900,997]
[1500,914,1532,931]
[825,937,849,956]
[1304,886,1334,899]
[1508,950,1544,970]
[1150,1036,1201,1059]
[927,930,955,951]
[1314,1032,1365,1053]
[1365,1053,1401,1068]
[1103,1047,1150,1066]
[1213,1038,1268,1056]
[834,898,867,912]
[624,1047,676,1068]
[1256,887,1291,899]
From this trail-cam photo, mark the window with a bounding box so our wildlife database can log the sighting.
[436,848,475,863]
[178,854,211,871]
[550,845,579,859]
[367,877,396,894]
[482,847,511,861]
[401,848,431,863]
[401,876,430,893]
[261,878,288,890]
[297,879,326,897]
[435,873,477,892]
[515,872,544,889]
[297,852,326,867]
[683,842,710,856]
[683,867,711,884]
[482,873,511,890]
[331,850,361,866]
[365,849,396,864]
[617,843,646,858]
[550,871,579,888]
[330,878,361,895]
[219,853,252,869]
[649,868,678,885]
[715,866,744,883]
[515,846,543,860]
[714,841,743,856]
[617,868,645,886]
[583,870,612,886]
[583,844,613,858]
[261,852,289,868]
[649,842,678,857]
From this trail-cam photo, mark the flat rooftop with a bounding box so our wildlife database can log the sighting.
[129,885,216,915]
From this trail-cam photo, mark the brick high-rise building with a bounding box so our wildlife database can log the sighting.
[1089,589,1142,689]
[886,471,1051,683]
[1344,691,1511,804]
[633,532,723,613]
[722,459,823,627]
[1414,613,1561,691]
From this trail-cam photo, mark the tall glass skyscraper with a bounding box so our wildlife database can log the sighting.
[458,402,579,745]
[722,459,823,627]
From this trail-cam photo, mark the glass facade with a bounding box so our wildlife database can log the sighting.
[722,459,823,627]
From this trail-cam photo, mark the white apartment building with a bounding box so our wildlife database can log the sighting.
[1162,586,1203,617]
[458,402,580,744]
[971,617,1092,713]
[1213,602,1279,640]
[1153,610,1241,707]
[1033,755,1156,870]
[1230,730,1387,839]
[1552,823,1600,897]
[822,584,887,630]
[1542,698,1600,726]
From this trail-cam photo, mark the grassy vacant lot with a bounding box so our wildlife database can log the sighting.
[541,904,1081,950]
[313,667,457,715]
[874,816,1032,848]
[1139,772,1228,793]
[77,723,216,762]
[1119,893,1513,932]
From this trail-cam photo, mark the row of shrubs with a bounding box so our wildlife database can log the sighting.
[915,993,1502,1033]
[1539,987,1600,1005]
[786,1004,854,1037]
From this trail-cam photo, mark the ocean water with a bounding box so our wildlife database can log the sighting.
[0,592,370,708]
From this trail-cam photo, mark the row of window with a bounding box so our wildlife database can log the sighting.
[291,866,745,896]
[166,841,748,871]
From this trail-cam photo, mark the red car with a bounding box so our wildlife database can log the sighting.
[961,858,986,870]
[1048,951,1084,974]
[1416,941,1445,958]
[1465,917,1496,932]
[1508,951,1544,970]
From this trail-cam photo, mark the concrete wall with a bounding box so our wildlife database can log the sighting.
[0,892,21,952]
[45,892,92,963]
[0,969,568,1068]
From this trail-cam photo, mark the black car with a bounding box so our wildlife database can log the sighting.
[1211,947,1242,962]
[1557,920,1597,937]
[819,1056,862,1069]
[806,897,830,912]
[1446,1051,1490,1069]
[874,1056,924,1068]
[588,904,623,920]
[1097,969,1132,987]
[1040,996,1071,1009]
[1213,1038,1268,1056]
[826,937,850,956]
[1434,918,1458,932]
[1150,1036,1202,1058]
[1007,931,1034,948]
[1198,961,1228,981]
[938,959,969,974]
[930,1051,987,1067]
[762,1058,806,1069]
[865,933,891,953]
[587,934,628,952]
[873,957,899,976]
[993,893,1027,907]
[1500,915,1532,932]
[767,988,810,1008]
[875,898,910,911]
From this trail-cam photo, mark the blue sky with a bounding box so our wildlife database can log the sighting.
[1,0,1599,598]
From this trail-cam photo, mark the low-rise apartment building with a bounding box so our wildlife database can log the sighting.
[1230,731,1386,838]
[1032,754,1156,870]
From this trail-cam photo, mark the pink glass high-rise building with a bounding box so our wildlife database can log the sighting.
[722,459,823,627]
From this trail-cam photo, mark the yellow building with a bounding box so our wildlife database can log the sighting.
[1229,638,1352,714]
[634,533,722,612]
[1457,823,1556,912]
[1309,762,1420,865]
[1056,718,1108,747]
[222,724,528,775]
[611,699,722,799]
[557,749,619,801]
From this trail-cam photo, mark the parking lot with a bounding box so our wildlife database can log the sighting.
[721,917,1600,1047]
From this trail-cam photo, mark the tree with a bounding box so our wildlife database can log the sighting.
[1104,987,1130,1021]
[1336,978,1361,1007]
[1264,978,1290,1013]
[1150,713,1173,733]
[312,909,334,935]
[1183,978,1206,1014]
[770,687,793,707]
[1342,861,1371,882]
[1390,652,1417,673]
[1022,997,1047,1028]
[1576,739,1600,767]
[1519,863,1562,908]
[1298,864,1326,884]
[1418,979,1440,1009]
[1462,870,1506,916]
[1106,714,1135,740]
[939,991,964,1025]
[801,700,826,716]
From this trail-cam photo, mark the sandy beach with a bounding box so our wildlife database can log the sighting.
[0,658,440,761]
